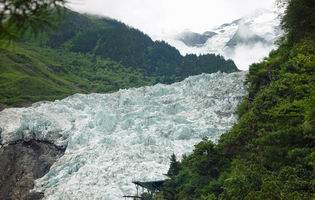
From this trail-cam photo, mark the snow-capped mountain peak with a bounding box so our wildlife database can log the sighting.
[154,8,283,70]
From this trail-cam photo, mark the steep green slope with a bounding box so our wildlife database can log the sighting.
[0,9,238,108]
[161,1,315,199]
[0,43,154,109]
[37,9,238,80]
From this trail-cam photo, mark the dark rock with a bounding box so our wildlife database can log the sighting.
[225,28,268,48]
[0,104,8,112]
[203,31,217,38]
[176,31,217,47]
[24,192,44,200]
[0,140,65,200]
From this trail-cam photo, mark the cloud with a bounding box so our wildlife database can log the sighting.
[69,0,276,36]
[237,24,256,39]
[68,0,277,71]
[225,43,275,70]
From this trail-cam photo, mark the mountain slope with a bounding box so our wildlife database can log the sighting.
[161,1,315,199]
[0,9,238,108]
[158,8,283,69]
[176,31,217,47]
[0,43,153,109]
[40,9,238,77]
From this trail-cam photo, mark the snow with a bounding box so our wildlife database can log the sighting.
[154,8,283,70]
[0,72,247,199]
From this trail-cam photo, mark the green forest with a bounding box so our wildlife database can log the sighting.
[161,0,315,199]
[0,9,237,109]
[0,0,313,199]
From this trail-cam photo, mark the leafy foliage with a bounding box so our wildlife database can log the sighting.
[0,9,238,108]
[167,154,181,178]
[40,9,238,81]
[161,1,315,199]
[0,43,154,109]
[281,0,315,44]
[0,0,65,40]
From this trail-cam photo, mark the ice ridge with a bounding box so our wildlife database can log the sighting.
[0,72,246,199]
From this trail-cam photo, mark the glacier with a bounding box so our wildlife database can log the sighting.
[0,72,246,199]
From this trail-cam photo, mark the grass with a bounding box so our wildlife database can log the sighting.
[0,42,155,108]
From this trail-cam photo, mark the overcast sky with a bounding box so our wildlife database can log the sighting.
[69,0,276,36]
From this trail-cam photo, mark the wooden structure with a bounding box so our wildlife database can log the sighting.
[123,180,165,200]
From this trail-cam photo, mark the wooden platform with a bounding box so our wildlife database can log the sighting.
[123,180,166,199]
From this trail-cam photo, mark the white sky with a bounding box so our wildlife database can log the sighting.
[69,0,276,36]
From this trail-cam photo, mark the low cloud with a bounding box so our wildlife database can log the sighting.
[224,43,275,70]
[237,23,256,39]
[69,0,275,36]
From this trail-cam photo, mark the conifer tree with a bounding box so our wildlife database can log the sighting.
[167,153,180,177]
[0,0,66,39]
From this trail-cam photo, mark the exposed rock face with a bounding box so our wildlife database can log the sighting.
[0,140,64,200]
[176,31,217,47]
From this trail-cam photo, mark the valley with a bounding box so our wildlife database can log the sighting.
[0,0,314,199]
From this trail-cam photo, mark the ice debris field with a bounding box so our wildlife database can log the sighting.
[0,72,246,199]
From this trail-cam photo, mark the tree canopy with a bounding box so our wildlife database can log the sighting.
[161,0,315,199]
[0,0,65,39]
[281,0,315,43]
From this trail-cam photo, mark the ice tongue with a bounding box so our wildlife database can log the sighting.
[0,72,247,200]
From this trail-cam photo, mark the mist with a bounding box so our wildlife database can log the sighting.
[69,0,275,36]
[224,43,275,70]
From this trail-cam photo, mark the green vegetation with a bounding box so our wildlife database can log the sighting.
[166,154,181,178]
[42,9,237,81]
[161,0,315,199]
[0,9,238,108]
[0,43,154,108]
[0,0,65,40]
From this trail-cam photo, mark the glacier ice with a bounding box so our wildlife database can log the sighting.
[0,72,246,199]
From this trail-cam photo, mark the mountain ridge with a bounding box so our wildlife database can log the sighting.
[161,1,315,199]
[0,8,238,108]
[157,8,283,69]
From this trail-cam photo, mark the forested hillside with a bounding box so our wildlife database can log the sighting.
[40,9,237,79]
[0,43,153,108]
[161,0,315,199]
[0,9,237,109]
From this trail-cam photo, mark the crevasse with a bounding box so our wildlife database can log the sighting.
[0,72,246,200]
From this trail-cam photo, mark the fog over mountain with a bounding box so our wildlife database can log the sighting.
[1,0,314,199]
[69,0,279,70]
[69,0,276,36]
[154,8,283,70]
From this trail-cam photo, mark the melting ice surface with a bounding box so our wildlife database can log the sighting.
[0,72,246,199]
